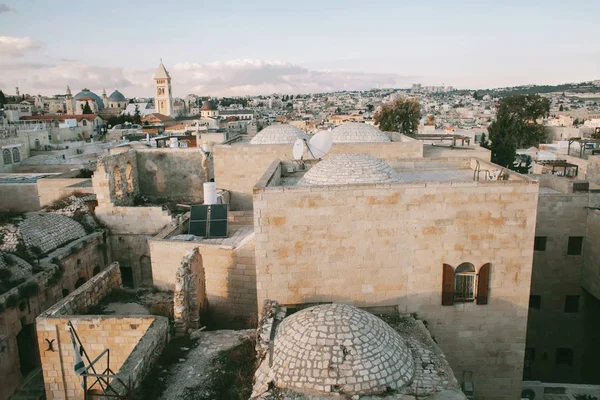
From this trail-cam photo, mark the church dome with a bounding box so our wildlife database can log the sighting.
[297,153,400,186]
[250,124,309,145]
[19,213,87,254]
[73,89,104,109]
[108,90,126,102]
[201,101,217,111]
[331,122,391,143]
[270,303,415,396]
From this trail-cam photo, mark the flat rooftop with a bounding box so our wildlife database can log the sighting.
[0,173,58,184]
[169,225,254,248]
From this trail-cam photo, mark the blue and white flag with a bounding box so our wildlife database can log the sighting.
[68,327,85,375]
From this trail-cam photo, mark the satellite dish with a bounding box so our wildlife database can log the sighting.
[292,138,305,160]
[307,130,333,159]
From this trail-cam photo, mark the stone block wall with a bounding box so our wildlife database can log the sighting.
[109,234,152,287]
[583,210,600,300]
[173,249,206,335]
[149,236,257,327]
[213,140,425,211]
[253,175,539,400]
[37,178,92,207]
[0,183,40,212]
[526,191,589,383]
[136,148,207,203]
[36,262,168,400]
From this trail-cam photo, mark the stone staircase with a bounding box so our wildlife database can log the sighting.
[9,369,45,400]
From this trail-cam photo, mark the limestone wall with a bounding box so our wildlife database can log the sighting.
[173,249,206,335]
[136,148,207,203]
[583,210,600,300]
[526,191,589,383]
[109,234,152,287]
[423,145,492,161]
[253,177,539,400]
[36,263,168,400]
[37,178,92,207]
[0,183,40,212]
[149,236,257,327]
[213,141,424,211]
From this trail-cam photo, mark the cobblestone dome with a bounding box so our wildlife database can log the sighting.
[331,122,391,143]
[250,124,310,145]
[270,303,415,396]
[19,213,86,254]
[0,253,32,281]
[297,153,400,186]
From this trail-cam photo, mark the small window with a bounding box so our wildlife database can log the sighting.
[534,236,547,251]
[82,120,87,126]
[567,237,583,255]
[529,295,541,310]
[556,348,573,366]
[2,149,12,165]
[12,148,20,163]
[454,262,476,302]
[564,295,580,313]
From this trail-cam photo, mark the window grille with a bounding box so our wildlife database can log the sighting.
[2,149,11,165]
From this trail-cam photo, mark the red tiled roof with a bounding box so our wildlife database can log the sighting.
[142,113,174,122]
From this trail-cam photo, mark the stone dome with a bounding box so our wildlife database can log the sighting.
[270,304,415,396]
[19,213,86,254]
[331,122,391,143]
[297,153,400,186]
[201,100,217,111]
[0,253,33,281]
[250,124,309,145]
[108,90,126,102]
[73,88,104,109]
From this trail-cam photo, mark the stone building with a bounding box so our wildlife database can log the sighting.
[154,61,173,117]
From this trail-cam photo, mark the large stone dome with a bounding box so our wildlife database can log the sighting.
[19,213,86,254]
[297,153,400,186]
[331,122,391,143]
[201,100,217,111]
[250,124,309,145]
[270,303,415,396]
[73,88,104,109]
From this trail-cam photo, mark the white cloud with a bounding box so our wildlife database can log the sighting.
[0,4,14,13]
[0,36,42,57]
[0,58,414,97]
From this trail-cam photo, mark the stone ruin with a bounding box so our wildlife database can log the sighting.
[252,301,468,400]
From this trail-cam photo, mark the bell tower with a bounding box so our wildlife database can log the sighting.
[154,60,173,117]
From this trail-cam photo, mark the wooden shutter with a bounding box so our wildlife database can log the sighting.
[442,264,455,306]
[476,263,491,305]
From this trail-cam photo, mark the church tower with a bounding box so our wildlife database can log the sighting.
[65,85,73,114]
[154,61,173,117]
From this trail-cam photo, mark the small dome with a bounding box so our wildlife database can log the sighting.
[19,213,86,254]
[271,304,415,396]
[108,90,126,102]
[331,122,390,143]
[298,153,400,186]
[250,124,309,145]
[201,101,217,111]
[0,253,33,281]
[73,89,104,109]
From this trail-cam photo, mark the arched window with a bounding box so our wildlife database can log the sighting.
[34,138,41,149]
[2,149,12,165]
[113,165,122,199]
[125,162,134,193]
[82,120,87,126]
[454,262,476,301]
[12,148,20,163]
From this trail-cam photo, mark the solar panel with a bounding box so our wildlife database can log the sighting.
[188,204,228,238]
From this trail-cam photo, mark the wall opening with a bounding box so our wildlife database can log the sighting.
[120,266,134,288]
[16,323,40,376]
[113,165,122,199]
[126,162,134,193]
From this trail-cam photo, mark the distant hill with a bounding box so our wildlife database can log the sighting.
[455,81,600,97]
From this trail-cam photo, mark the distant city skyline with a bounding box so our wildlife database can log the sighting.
[0,0,599,97]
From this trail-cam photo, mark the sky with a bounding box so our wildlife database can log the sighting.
[0,0,599,98]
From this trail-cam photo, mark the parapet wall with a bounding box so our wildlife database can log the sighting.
[36,262,169,400]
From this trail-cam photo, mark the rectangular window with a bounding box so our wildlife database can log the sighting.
[534,236,547,251]
[529,295,541,310]
[567,236,583,255]
[556,348,573,366]
[564,295,580,313]
[454,274,475,301]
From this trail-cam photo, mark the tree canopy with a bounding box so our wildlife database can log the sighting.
[81,101,93,114]
[487,94,549,169]
[0,90,6,107]
[133,104,141,124]
[373,98,421,134]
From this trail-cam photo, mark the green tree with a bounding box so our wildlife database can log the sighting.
[366,104,374,112]
[479,132,490,149]
[373,97,421,134]
[473,91,479,100]
[133,104,141,124]
[0,90,6,107]
[487,94,550,169]
[82,101,93,114]
[559,104,564,111]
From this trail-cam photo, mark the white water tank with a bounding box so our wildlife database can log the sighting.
[203,182,218,205]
